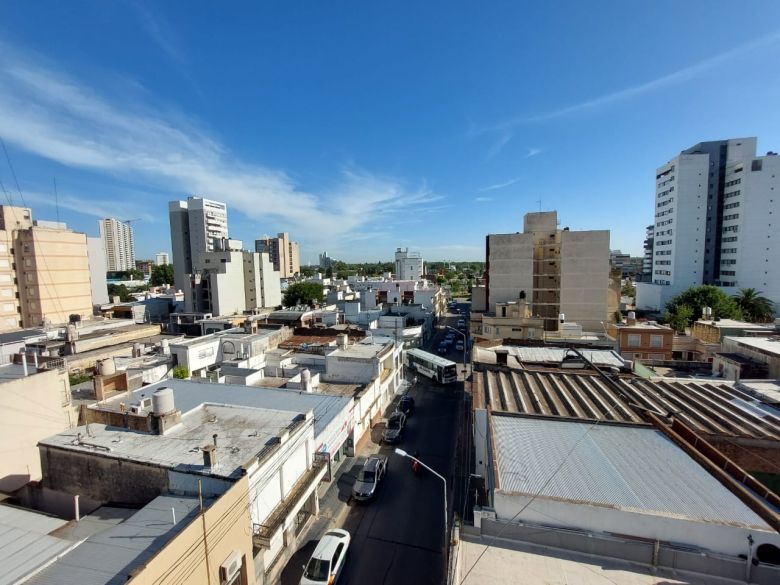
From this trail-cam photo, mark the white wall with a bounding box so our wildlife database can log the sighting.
[87,236,109,306]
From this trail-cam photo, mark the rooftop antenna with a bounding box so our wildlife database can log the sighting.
[53,177,60,224]
[537,197,542,212]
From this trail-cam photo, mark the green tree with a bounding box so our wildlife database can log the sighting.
[283,282,324,307]
[149,263,174,286]
[299,265,316,278]
[172,366,189,379]
[107,283,132,302]
[325,266,333,278]
[664,285,743,330]
[621,283,636,299]
[733,288,775,323]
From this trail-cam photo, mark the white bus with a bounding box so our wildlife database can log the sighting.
[405,348,458,384]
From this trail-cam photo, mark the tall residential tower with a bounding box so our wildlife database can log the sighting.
[255,233,300,278]
[99,218,135,272]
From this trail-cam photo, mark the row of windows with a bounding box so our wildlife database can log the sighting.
[723,201,740,210]
[724,189,741,199]
[723,213,740,221]
[721,280,736,286]
[721,270,736,276]
[655,228,673,237]
[655,260,671,265]
[655,250,671,255]
[721,259,737,265]
[721,247,738,254]
[657,186,675,198]
[656,218,673,227]
[657,197,674,208]
[723,225,739,233]
[654,269,672,275]
[657,176,675,188]
[725,178,742,187]
[656,239,672,246]
[655,208,674,218]
[722,236,738,243]
[626,334,665,348]
[656,165,675,180]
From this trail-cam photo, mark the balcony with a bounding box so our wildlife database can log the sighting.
[252,455,328,548]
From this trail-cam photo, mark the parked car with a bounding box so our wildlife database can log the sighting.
[300,529,351,585]
[457,319,466,327]
[382,412,407,444]
[352,455,387,501]
[397,395,415,416]
[455,341,464,351]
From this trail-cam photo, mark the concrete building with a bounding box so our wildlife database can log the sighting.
[98,217,135,272]
[469,298,545,342]
[86,236,109,306]
[394,247,424,281]
[717,336,780,380]
[256,232,300,278]
[0,205,32,331]
[318,250,334,269]
[0,360,74,492]
[642,224,654,280]
[637,138,780,313]
[168,196,228,293]
[190,238,282,315]
[485,211,611,331]
[155,251,169,265]
[16,222,93,327]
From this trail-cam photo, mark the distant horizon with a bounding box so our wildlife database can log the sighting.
[2,2,779,261]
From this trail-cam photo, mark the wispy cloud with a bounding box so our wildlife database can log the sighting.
[477,177,520,193]
[488,28,780,128]
[0,42,438,252]
[474,196,493,202]
[485,129,513,158]
[130,2,186,66]
[23,191,157,223]
[525,147,543,158]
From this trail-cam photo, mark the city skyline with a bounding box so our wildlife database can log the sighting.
[1,2,780,260]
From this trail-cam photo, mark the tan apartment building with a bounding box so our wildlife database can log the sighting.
[607,318,674,360]
[470,298,546,341]
[485,211,610,332]
[256,232,300,278]
[0,206,33,331]
[16,222,93,327]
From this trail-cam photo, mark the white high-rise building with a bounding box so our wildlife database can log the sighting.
[155,252,169,265]
[637,138,780,313]
[168,197,228,293]
[99,218,135,272]
[394,248,424,281]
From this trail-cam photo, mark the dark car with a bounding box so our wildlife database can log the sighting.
[351,455,387,501]
[382,412,406,444]
[397,396,415,417]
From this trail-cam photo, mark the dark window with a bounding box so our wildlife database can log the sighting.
[752,159,763,171]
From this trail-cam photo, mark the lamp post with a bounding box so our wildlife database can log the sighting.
[395,448,448,547]
[447,326,468,375]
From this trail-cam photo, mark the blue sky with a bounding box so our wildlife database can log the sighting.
[1,1,780,262]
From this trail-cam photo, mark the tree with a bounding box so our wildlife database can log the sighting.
[172,366,189,379]
[150,264,174,287]
[107,283,132,302]
[663,285,743,330]
[733,288,776,323]
[325,266,333,278]
[621,283,636,299]
[283,282,324,307]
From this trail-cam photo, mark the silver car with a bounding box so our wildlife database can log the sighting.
[351,455,388,501]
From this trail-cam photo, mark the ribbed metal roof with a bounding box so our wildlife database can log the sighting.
[491,415,771,529]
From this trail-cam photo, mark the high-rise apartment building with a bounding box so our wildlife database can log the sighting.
[99,218,135,272]
[0,206,33,331]
[485,211,611,331]
[394,248,424,281]
[155,252,169,265]
[255,232,300,278]
[636,138,779,312]
[642,224,654,281]
[168,197,228,292]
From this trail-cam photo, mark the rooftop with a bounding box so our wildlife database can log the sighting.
[0,362,52,384]
[725,335,780,357]
[0,327,46,345]
[328,340,393,360]
[40,404,305,479]
[491,415,771,530]
[473,345,628,370]
[738,380,780,407]
[696,319,775,330]
[24,495,204,585]
[613,321,672,330]
[90,378,351,441]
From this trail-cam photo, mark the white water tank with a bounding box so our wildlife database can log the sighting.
[301,369,313,393]
[98,359,116,376]
[160,339,170,356]
[558,313,566,324]
[337,334,348,349]
[133,343,143,358]
[702,306,713,319]
[152,387,175,416]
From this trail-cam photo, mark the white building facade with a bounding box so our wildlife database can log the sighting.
[637,138,779,314]
[394,248,424,281]
[99,218,135,272]
[155,252,169,265]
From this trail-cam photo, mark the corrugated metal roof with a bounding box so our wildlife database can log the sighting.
[0,505,72,585]
[491,415,771,529]
[474,346,629,369]
[25,495,202,585]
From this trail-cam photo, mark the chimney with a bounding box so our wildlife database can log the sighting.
[202,444,217,468]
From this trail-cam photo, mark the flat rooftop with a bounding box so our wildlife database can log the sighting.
[613,321,671,330]
[697,319,774,330]
[473,346,629,370]
[0,328,45,345]
[328,340,392,360]
[24,495,204,585]
[0,362,51,384]
[725,335,780,357]
[738,380,780,406]
[459,535,743,585]
[41,404,305,479]
[92,378,352,441]
[169,327,278,347]
[491,415,771,530]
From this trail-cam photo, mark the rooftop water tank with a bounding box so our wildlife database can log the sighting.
[98,359,116,376]
[152,387,175,416]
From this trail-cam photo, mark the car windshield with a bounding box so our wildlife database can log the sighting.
[388,417,401,429]
[304,558,330,581]
[357,469,375,483]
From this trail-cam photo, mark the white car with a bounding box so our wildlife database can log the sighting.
[301,529,351,584]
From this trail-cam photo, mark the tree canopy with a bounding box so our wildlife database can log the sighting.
[283,282,324,307]
[149,263,174,287]
[733,288,775,323]
[663,285,743,331]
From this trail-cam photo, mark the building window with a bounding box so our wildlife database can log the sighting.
[752,159,763,171]
[627,334,641,347]
[650,335,663,348]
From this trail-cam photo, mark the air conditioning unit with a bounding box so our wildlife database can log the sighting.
[219,550,242,583]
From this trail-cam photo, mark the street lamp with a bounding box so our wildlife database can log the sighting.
[395,448,448,547]
[447,326,468,374]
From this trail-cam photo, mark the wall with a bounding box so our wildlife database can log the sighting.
[722,337,780,378]
[325,353,379,384]
[559,230,610,331]
[127,476,255,585]
[0,206,33,332]
[0,368,74,491]
[486,233,534,312]
[493,490,780,557]
[86,236,109,306]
